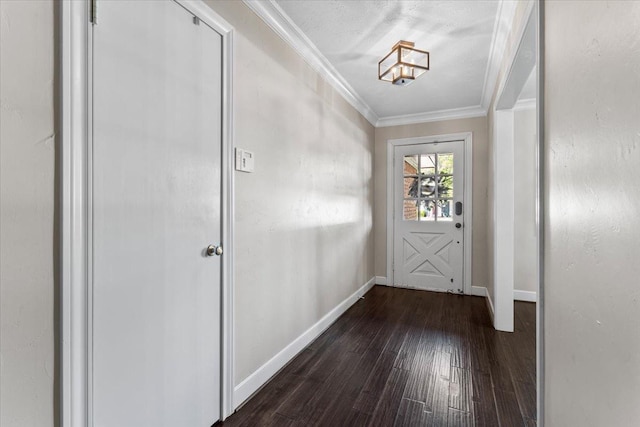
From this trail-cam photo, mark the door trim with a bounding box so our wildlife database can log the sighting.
[386,132,473,295]
[60,1,235,425]
[491,0,536,334]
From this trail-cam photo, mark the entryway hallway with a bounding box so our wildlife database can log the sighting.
[220,286,535,426]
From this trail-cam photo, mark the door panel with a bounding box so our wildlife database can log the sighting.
[393,141,464,292]
[92,1,222,425]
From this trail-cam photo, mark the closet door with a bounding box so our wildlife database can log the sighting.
[92,1,222,425]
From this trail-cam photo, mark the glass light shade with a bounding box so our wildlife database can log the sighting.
[378,41,429,86]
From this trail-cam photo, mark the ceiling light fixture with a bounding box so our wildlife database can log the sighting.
[378,40,429,87]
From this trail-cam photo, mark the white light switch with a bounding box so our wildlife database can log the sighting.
[235,148,255,173]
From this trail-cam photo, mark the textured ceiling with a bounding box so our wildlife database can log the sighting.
[275,0,501,119]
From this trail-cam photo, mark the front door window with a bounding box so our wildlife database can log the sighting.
[402,153,454,222]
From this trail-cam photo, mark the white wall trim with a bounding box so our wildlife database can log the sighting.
[491,0,536,333]
[375,276,388,286]
[514,290,537,303]
[495,1,537,111]
[536,2,545,423]
[241,0,378,126]
[241,0,526,129]
[60,2,90,425]
[233,277,376,409]
[513,97,536,111]
[470,286,495,323]
[480,0,519,110]
[486,288,496,324]
[376,105,487,128]
[492,110,515,332]
[61,1,236,424]
[471,286,487,297]
[386,132,473,295]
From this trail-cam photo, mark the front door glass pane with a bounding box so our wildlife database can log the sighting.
[420,176,437,198]
[403,199,419,221]
[419,200,436,221]
[403,155,419,175]
[404,177,418,198]
[437,199,453,221]
[438,175,453,198]
[402,151,456,221]
[420,154,436,175]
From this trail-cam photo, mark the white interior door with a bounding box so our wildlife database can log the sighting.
[393,141,465,292]
[92,1,222,425]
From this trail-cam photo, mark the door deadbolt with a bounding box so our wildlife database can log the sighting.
[206,245,223,256]
[455,223,462,229]
[455,201,463,215]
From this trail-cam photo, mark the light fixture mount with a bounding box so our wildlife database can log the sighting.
[378,40,430,87]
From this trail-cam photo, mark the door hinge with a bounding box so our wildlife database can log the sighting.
[90,0,97,24]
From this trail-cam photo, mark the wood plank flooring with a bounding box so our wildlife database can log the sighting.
[220,286,536,427]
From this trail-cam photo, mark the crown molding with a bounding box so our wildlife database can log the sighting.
[513,98,536,111]
[242,0,515,129]
[480,0,519,110]
[242,0,379,126]
[376,105,487,128]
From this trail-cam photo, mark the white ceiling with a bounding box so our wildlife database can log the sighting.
[272,0,503,123]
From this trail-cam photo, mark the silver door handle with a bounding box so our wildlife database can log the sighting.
[206,245,223,256]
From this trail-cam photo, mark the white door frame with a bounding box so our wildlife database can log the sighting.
[492,110,516,332]
[386,132,473,295]
[59,1,235,425]
[492,0,536,333]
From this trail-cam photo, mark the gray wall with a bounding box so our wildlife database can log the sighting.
[373,117,489,290]
[204,0,375,385]
[514,108,537,293]
[0,1,56,425]
[545,1,640,425]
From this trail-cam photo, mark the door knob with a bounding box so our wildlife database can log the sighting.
[206,245,223,256]
[455,223,462,229]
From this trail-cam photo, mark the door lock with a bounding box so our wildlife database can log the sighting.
[455,223,462,229]
[455,201,463,215]
[206,245,223,256]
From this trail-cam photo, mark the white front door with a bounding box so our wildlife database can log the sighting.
[92,1,222,425]
[393,141,465,292]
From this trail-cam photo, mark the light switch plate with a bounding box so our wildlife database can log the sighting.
[235,148,255,173]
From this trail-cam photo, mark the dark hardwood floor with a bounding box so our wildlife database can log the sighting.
[220,286,536,427]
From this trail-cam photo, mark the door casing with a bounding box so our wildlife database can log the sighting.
[59,1,236,425]
[386,132,473,295]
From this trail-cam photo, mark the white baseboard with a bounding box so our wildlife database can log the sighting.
[471,285,494,322]
[233,276,376,409]
[514,290,537,302]
[375,276,388,285]
[486,289,495,323]
[471,286,487,297]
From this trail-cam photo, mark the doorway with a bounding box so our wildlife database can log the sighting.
[393,141,465,292]
[386,133,473,294]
